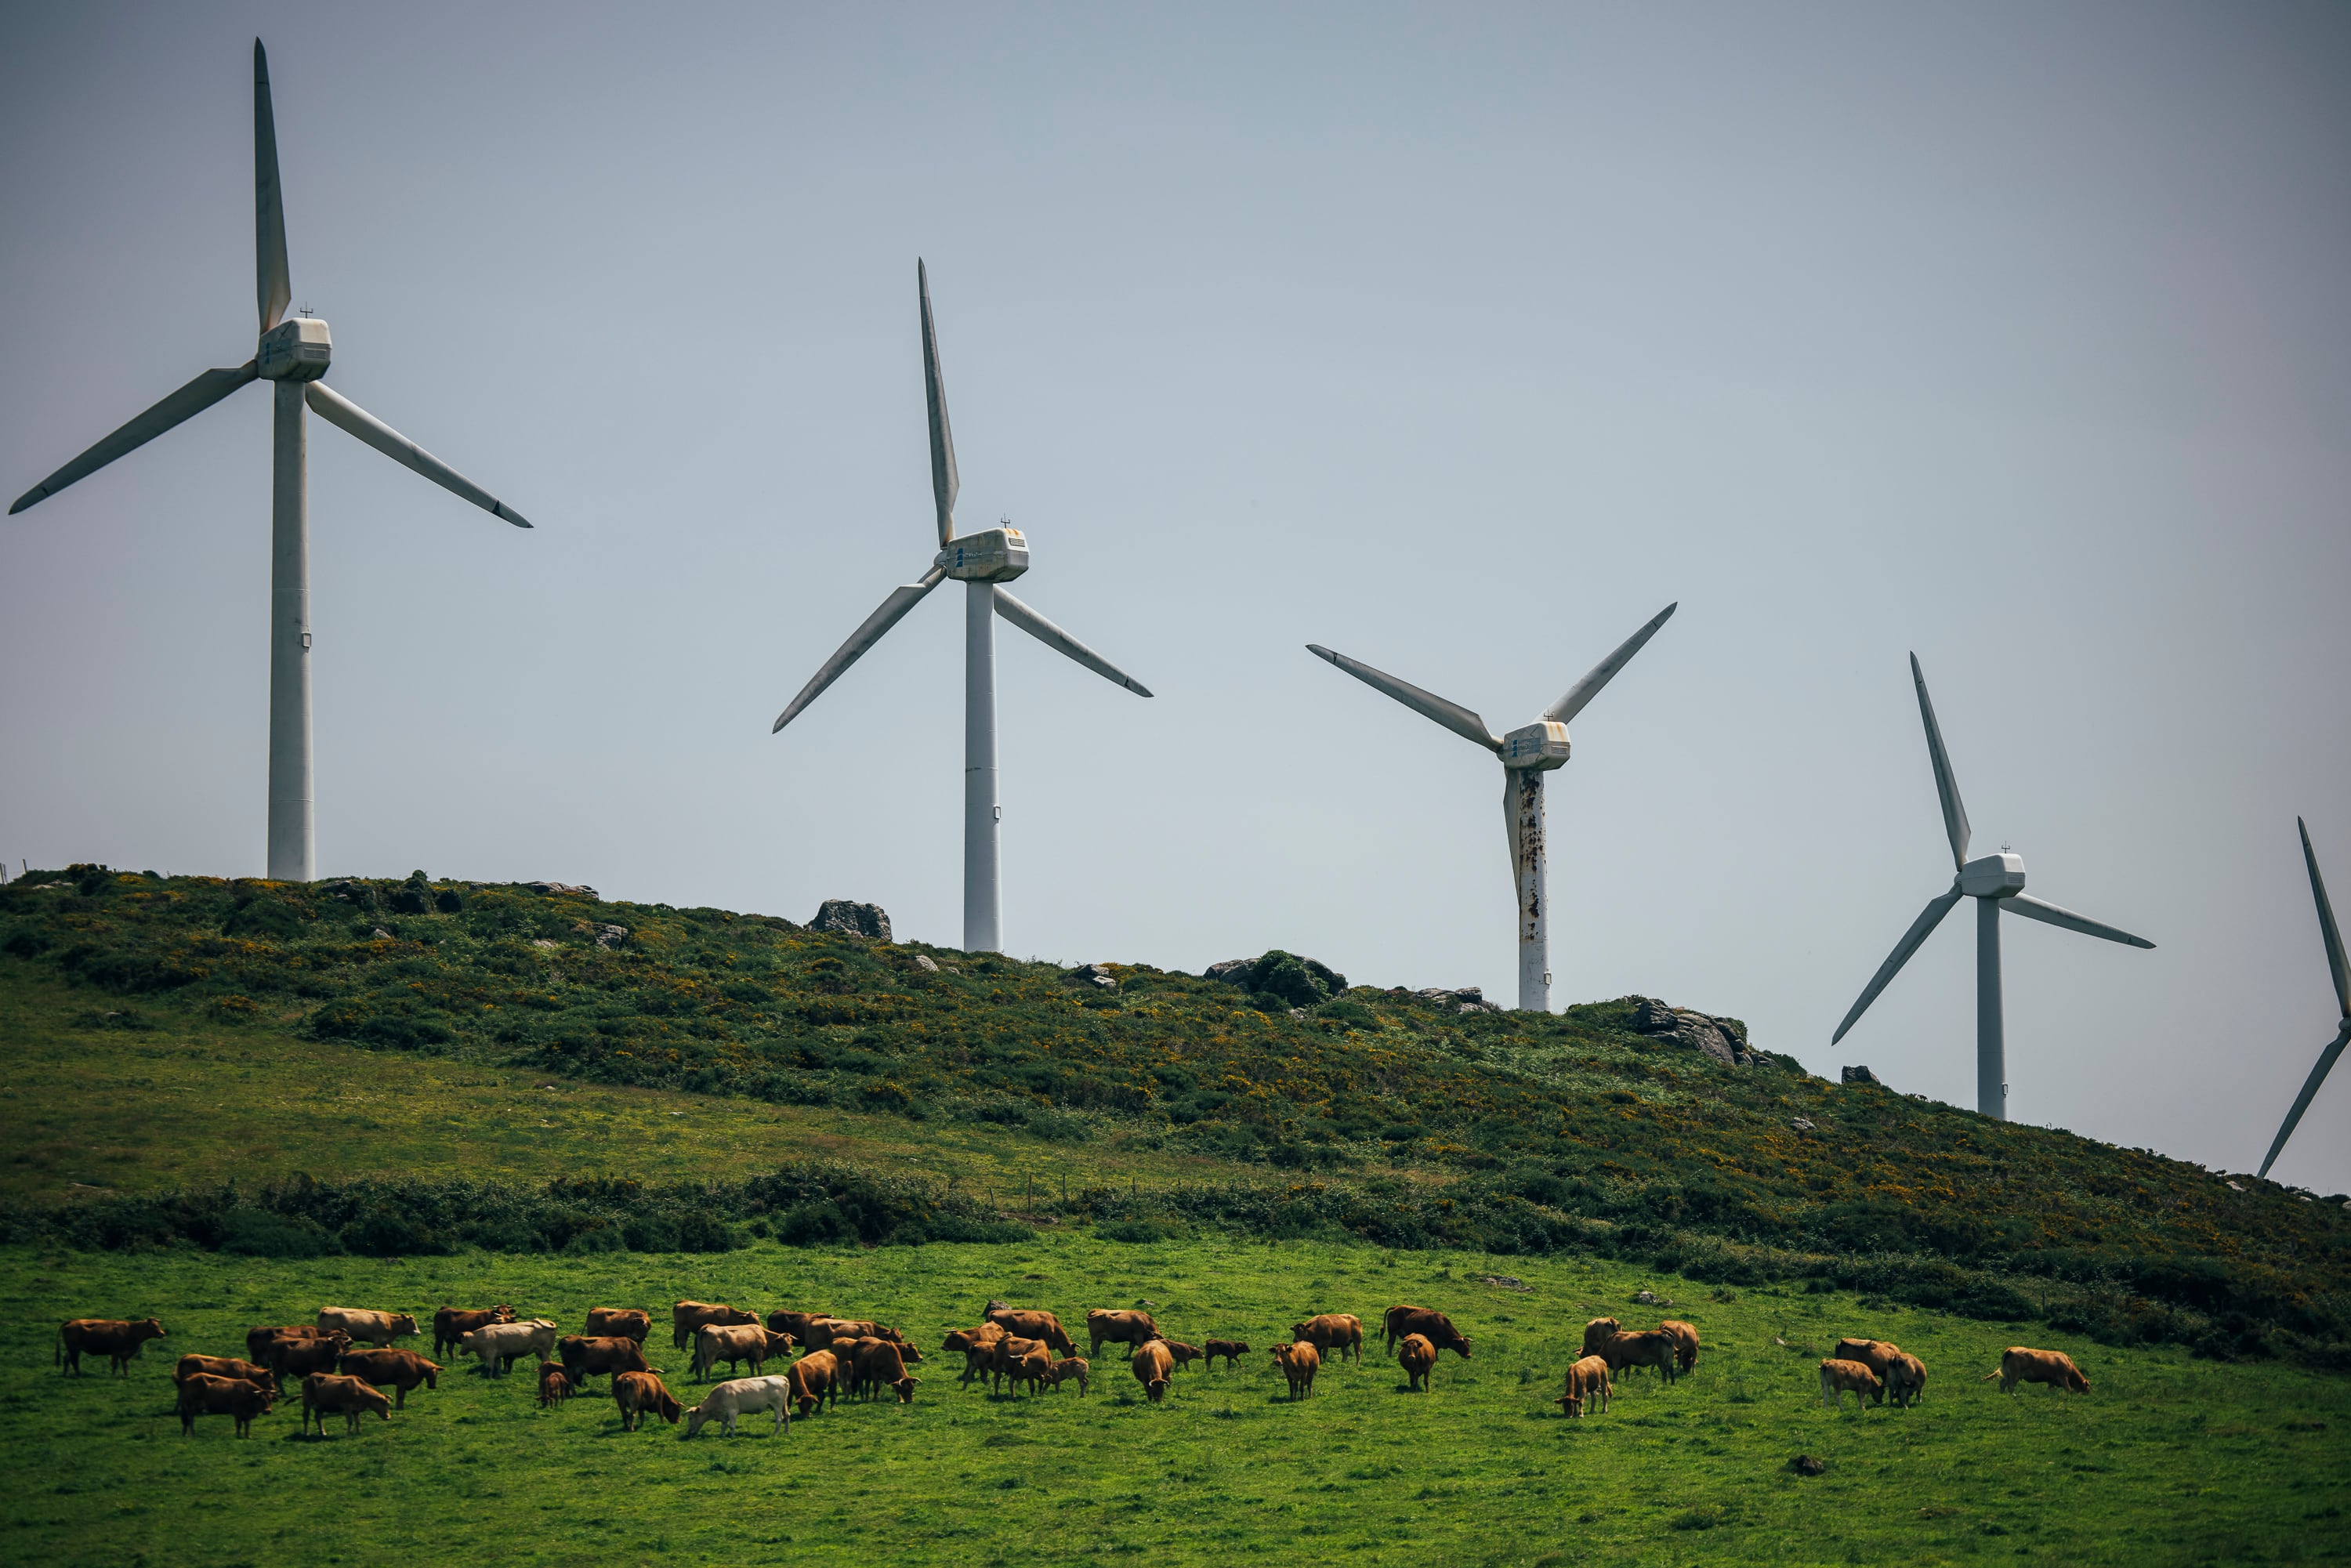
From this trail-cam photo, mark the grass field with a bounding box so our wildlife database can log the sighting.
[7,1236,2346,1567]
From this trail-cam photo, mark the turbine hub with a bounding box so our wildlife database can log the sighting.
[1500,720,1570,771]
[257,316,331,382]
[937,527,1028,582]
[1958,851,2026,898]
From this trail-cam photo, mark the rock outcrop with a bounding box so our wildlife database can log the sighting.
[1204,951,1346,1007]
[1842,1064,1881,1086]
[1067,963,1118,989]
[1625,996,1755,1066]
[811,900,891,940]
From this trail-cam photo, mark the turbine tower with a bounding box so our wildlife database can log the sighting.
[9,40,531,882]
[2255,818,2349,1179]
[1831,654,2154,1119]
[1306,603,1676,1012]
[770,261,1151,954]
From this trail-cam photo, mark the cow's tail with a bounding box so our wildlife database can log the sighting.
[53,1324,63,1367]
[1979,1370,2002,1381]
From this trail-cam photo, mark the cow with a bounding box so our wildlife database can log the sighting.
[1597,1329,1678,1385]
[613,1369,683,1432]
[1819,1358,1882,1412]
[1132,1338,1176,1403]
[1581,1317,1622,1358]
[1041,1356,1091,1395]
[247,1324,327,1365]
[1658,1320,1701,1374]
[1203,1339,1250,1371]
[986,1307,1077,1356]
[1271,1340,1319,1400]
[537,1363,574,1408]
[1163,1342,1206,1373]
[585,1307,652,1343]
[672,1301,759,1352]
[177,1371,274,1437]
[765,1309,837,1342]
[339,1348,440,1410]
[432,1305,515,1357]
[1832,1338,1900,1404]
[459,1319,560,1376]
[808,1318,906,1349]
[172,1355,276,1397]
[317,1308,419,1349]
[1291,1313,1364,1364]
[1382,1306,1470,1360]
[560,1334,655,1385]
[944,1324,1008,1389]
[269,1331,353,1382]
[1886,1352,1929,1408]
[684,1374,795,1438]
[694,1324,794,1382]
[1397,1331,1436,1393]
[1983,1347,2089,1396]
[1087,1309,1161,1357]
[975,1334,1045,1394]
[786,1349,841,1417]
[1554,1354,1612,1418]
[302,1372,391,1435]
[56,1317,166,1377]
[1009,1339,1053,1397]
[852,1338,921,1403]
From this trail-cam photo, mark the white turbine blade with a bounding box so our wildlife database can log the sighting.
[2001,893,2155,949]
[303,382,531,527]
[1542,602,1677,725]
[253,39,292,332]
[772,567,947,733]
[1831,886,1964,1044]
[1306,644,1497,751]
[919,259,958,545]
[994,588,1153,697]
[1910,654,1971,870]
[9,362,259,514]
[2258,1018,2351,1179]
[2301,817,2349,1019]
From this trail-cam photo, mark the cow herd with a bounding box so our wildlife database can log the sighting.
[53,1293,2095,1443]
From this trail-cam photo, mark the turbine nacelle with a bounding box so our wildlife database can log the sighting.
[256,316,331,381]
[937,527,1028,582]
[1957,852,2026,899]
[1500,721,1570,771]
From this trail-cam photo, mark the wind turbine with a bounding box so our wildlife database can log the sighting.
[8,40,531,883]
[1831,654,2154,1119]
[770,261,1151,954]
[1306,603,1677,1012]
[2255,819,2349,1180]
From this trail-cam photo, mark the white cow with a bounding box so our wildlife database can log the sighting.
[683,1375,795,1438]
[458,1318,560,1375]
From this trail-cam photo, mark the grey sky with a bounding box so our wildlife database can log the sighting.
[4,2,2347,1190]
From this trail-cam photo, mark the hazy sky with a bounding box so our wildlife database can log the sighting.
[4,2,2347,1191]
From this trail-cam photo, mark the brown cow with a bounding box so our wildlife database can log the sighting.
[559,1334,654,1385]
[1397,1331,1436,1392]
[1203,1339,1250,1370]
[986,1308,1077,1356]
[269,1331,353,1381]
[613,1369,683,1431]
[975,1334,1045,1394]
[1163,1341,1207,1373]
[943,1324,1008,1389]
[302,1372,391,1435]
[338,1348,441,1410]
[1087,1309,1161,1356]
[1010,1340,1054,1397]
[1291,1313,1364,1365]
[584,1307,652,1343]
[1819,1358,1882,1411]
[247,1324,327,1365]
[1658,1320,1701,1374]
[1271,1340,1320,1400]
[1598,1329,1678,1384]
[1132,1338,1176,1403]
[1041,1356,1091,1395]
[1554,1354,1612,1418]
[177,1371,275,1436]
[433,1305,515,1357]
[317,1308,419,1349]
[694,1324,794,1382]
[852,1339,921,1403]
[1983,1347,2089,1395]
[1885,1351,1928,1408]
[765,1309,837,1341]
[1382,1306,1470,1359]
[537,1363,574,1407]
[56,1317,166,1377]
[173,1355,277,1396]
[1581,1317,1622,1357]
[1834,1338,1900,1404]
[817,1318,907,1347]
[672,1301,759,1351]
[787,1349,841,1416]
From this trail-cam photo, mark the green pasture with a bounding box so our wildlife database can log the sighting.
[5,1235,2344,1567]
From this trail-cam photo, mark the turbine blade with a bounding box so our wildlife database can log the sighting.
[9,362,259,514]
[2257,1018,2351,1179]
[253,39,292,332]
[772,567,947,733]
[2301,817,2349,1018]
[1542,602,1677,725]
[1306,644,1498,751]
[919,259,958,545]
[2001,893,2155,949]
[1911,653,1971,870]
[1831,886,1964,1044]
[994,588,1153,697]
[303,382,531,527]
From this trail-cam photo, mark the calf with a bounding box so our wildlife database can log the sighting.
[585,1306,652,1343]
[559,1334,654,1385]
[1132,1338,1176,1403]
[943,1324,1007,1389]
[1163,1341,1207,1373]
[1555,1354,1612,1418]
[1271,1340,1320,1400]
[786,1349,840,1417]
[1202,1339,1250,1371]
[1598,1329,1678,1385]
[317,1307,419,1349]
[1658,1320,1701,1374]
[1834,1338,1900,1403]
[1087,1309,1161,1357]
[460,1318,560,1376]
[56,1317,166,1377]
[684,1374,795,1437]
[1819,1358,1882,1412]
[1291,1313,1364,1365]
[1396,1331,1436,1393]
[302,1372,392,1435]
[537,1363,574,1408]
[693,1324,793,1382]
[338,1348,440,1410]
[986,1308,1077,1356]
[977,1335,1046,1394]
[173,1355,276,1397]
[1041,1356,1091,1395]
[269,1331,353,1382]
[432,1305,515,1357]
[1885,1351,1928,1409]
[1382,1306,1470,1360]
[852,1338,921,1403]
[177,1371,274,1437]
[1983,1347,2089,1396]
[613,1369,683,1431]
[672,1301,758,1352]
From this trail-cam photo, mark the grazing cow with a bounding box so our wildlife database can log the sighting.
[537,1363,574,1408]
[1397,1332,1436,1393]
[787,1349,840,1417]
[1382,1307,1471,1360]
[1132,1339,1176,1403]
[1983,1347,2090,1396]
[1598,1329,1679,1385]
[1885,1352,1928,1409]
[1163,1342,1207,1373]
[1087,1309,1161,1357]
[943,1324,1008,1389]
[269,1331,353,1382]
[672,1301,759,1352]
[458,1319,560,1377]
[694,1325,794,1382]
[56,1317,167,1377]
[432,1305,515,1357]
[1819,1358,1882,1412]
[765,1309,836,1342]
[1271,1341,1320,1400]
[247,1324,326,1365]
[338,1348,440,1410]
[1203,1339,1250,1371]
[986,1308,1077,1356]
[852,1338,921,1403]
[559,1334,655,1385]
[1041,1356,1091,1395]
[1555,1354,1613,1418]
[613,1369,683,1431]
[177,1372,274,1437]
[1009,1340,1053,1397]
[173,1355,276,1396]
[1291,1314,1364,1365]
[816,1318,907,1347]
[1833,1338,1900,1403]
[1581,1317,1623,1358]
[1658,1320,1701,1374]
[302,1373,391,1435]
[584,1307,652,1343]
[684,1374,795,1437]
[317,1308,419,1349]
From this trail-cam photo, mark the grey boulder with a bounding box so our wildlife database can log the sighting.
[812,900,892,940]
[1625,996,1755,1066]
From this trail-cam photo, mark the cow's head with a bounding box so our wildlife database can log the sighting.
[1447,1333,1474,1358]
[683,1403,712,1438]
[2067,1367,2091,1393]
[491,1305,516,1322]
[891,1376,919,1403]
[897,1342,922,1363]
[136,1320,168,1342]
